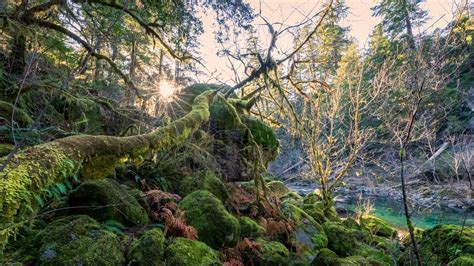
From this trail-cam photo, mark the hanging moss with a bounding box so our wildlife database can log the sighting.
[0,90,214,247]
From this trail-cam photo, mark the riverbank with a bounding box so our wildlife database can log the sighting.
[286,178,473,230]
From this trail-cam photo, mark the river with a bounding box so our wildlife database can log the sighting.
[287,183,473,230]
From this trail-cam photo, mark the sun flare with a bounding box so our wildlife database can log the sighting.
[159,79,177,101]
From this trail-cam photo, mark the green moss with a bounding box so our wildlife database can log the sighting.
[353,243,392,265]
[179,190,240,249]
[266,180,290,197]
[311,248,339,265]
[448,255,474,266]
[36,215,125,265]
[304,192,321,205]
[301,203,328,224]
[239,216,264,238]
[341,217,362,230]
[67,179,149,226]
[0,144,14,157]
[282,203,328,253]
[322,222,358,256]
[255,238,290,265]
[127,188,150,213]
[127,228,165,265]
[0,90,214,247]
[164,237,220,266]
[179,170,229,202]
[240,115,279,159]
[360,215,397,238]
[402,224,474,264]
[0,100,33,127]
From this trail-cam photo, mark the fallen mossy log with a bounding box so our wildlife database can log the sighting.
[0,91,214,246]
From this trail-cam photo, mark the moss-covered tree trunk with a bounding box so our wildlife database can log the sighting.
[0,91,214,246]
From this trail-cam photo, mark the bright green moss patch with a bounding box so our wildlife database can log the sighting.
[239,216,264,238]
[360,215,397,238]
[164,237,220,266]
[67,179,149,226]
[35,215,125,265]
[179,190,240,249]
[127,228,165,265]
[322,222,358,256]
[255,238,290,266]
[179,169,229,202]
[402,224,474,264]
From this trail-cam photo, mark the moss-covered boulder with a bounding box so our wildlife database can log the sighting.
[35,215,125,265]
[255,238,290,265]
[67,179,149,226]
[164,237,220,266]
[179,169,229,202]
[401,224,474,264]
[127,228,165,265]
[239,216,264,238]
[311,248,339,265]
[353,243,392,265]
[301,203,328,224]
[179,190,240,249]
[360,215,397,238]
[322,222,358,256]
[282,202,327,264]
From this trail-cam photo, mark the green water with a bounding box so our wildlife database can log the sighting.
[341,197,473,230]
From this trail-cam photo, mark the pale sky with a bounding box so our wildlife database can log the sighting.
[195,0,462,84]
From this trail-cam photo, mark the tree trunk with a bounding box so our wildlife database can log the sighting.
[0,90,214,247]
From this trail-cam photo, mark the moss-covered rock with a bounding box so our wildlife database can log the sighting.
[353,243,392,265]
[282,202,328,262]
[281,191,304,206]
[35,215,125,265]
[255,238,290,265]
[301,203,328,224]
[322,222,358,256]
[127,228,165,265]
[179,190,240,249]
[311,248,339,265]
[240,115,279,162]
[360,215,397,238]
[164,237,220,266]
[179,170,229,202]
[402,224,474,264]
[67,179,149,226]
[239,216,264,238]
